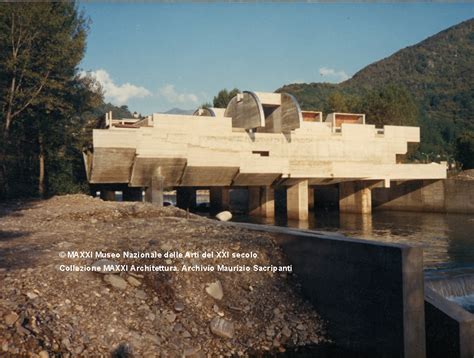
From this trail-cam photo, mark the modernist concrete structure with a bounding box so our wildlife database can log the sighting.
[84,91,447,218]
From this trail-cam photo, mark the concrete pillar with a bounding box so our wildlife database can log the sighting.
[248,187,261,216]
[287,180,309,220]
[210,187,230,214]
[248,186,275,217]
[260,187,275,218]
[100,189,115,201]
[176,187,196,210]
[308,187,315,211]
[123,187,143,202]
[145,167,164,206]
[339,181,372,214]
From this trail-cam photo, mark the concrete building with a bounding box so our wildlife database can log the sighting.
[84,91,446,219]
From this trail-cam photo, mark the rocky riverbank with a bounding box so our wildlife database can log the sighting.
[0,195,327,357]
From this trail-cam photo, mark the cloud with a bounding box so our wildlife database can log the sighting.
[82,69,151,105]
[158,84,199,105]
[319,67,350,82]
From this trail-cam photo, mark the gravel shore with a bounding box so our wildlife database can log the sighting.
[0,195,327,357]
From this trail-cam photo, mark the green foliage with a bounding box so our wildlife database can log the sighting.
[212,88,240,108]
[200,102,213,108]
[0,2,104,198]
[326,91,360,113]
[361,85,418,127]
[276,83,340,112]
[277,19,474,161]
[455,131,474,169]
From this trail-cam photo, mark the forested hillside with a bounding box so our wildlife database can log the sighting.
[278,18,474,163]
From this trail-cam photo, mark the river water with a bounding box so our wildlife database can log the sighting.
[234,210,474,314]
[234,210,474,277]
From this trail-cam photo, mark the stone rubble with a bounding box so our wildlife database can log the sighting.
[0,194,328,357]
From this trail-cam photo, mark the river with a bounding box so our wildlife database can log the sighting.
[233,210,474,314]
[233,210,474,277]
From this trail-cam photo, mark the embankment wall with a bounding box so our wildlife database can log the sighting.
[372,179,474,214]
[425,287,474,358]
[226,223,426,357]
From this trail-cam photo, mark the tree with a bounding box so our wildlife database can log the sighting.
[200,102,212,108]
[212,88,240,108]
[359,85,419,128]
[455,131,474,170]
[0,2,92,198]
[34,74,103,197]
[326,91,360,113]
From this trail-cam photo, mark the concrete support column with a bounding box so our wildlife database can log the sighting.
[145,167,164,206]
[248,187,261,216]
[308,187,315,211]
[248,186,275,217]
[176,187,196,211]
[123,187,143,202]
[260,187,275,218]
[210,187,230,214]
[100,189,115,201]
[339,181,372,214]
[287,180,309,220]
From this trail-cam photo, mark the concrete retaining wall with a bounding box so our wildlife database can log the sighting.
[372,179,474,214]
[425,287,474,358]
[226,222,426,357]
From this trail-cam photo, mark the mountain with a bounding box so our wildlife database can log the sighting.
[278,18,474,158]
[164,107,194,115]
[345,18,473,122]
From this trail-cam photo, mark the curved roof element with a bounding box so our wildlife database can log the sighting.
[225,91,265,130]
[192,107,226,117]
[261,92,302,133]
[281,93,303,132]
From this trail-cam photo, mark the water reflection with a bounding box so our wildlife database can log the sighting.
[234,211,474,277]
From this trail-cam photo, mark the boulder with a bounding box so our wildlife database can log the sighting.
[174,301,185,312]
[205,280,224,300]
[165,311,177,323]
[215,211,232,222]
[103,274,128,290]
[4,312,19,326]
[210,317,234,339]
[127,276,141,287]
[135,290,147,300]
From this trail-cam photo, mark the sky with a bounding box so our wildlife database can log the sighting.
[78,3,474,114]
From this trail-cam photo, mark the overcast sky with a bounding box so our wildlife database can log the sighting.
[78,3,474,114]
